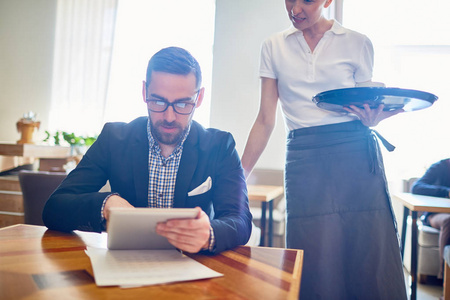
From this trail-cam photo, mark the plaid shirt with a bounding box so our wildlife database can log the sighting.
[147,120,188,208]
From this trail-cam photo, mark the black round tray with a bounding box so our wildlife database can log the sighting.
[312,87,438,113]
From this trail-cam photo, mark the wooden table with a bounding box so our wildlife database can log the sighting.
[0,224,303,300]
[0,143,71,158]
[393,192,450,300]
[0,143,72,173]
[248,184,284,247]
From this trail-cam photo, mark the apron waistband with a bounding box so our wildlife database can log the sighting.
[287,121,395,174]
[288,121,395,152]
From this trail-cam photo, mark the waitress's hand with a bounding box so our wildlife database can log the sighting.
[343,104,403,127]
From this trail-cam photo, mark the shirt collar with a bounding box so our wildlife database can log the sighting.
[283,20,346,39]
[147,118,190,155]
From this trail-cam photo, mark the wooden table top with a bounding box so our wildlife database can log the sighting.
[393,192,450,213]
[0,224,303,300]
[0,143,71,158]
[248,185,284,202]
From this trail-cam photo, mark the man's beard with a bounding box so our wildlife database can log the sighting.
[150,120,189,146]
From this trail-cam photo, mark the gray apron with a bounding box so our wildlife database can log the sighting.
[285,120,406,300]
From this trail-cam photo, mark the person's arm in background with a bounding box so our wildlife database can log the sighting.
[411,159,450,198]
[241,77,279,178]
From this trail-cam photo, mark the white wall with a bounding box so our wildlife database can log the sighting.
[0,0,57,143]
[1,0,290,171]
[211,0,290,171]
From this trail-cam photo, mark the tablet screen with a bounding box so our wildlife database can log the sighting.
[107,208,198,250]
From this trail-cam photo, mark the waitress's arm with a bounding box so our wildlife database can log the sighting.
[241,77,279,179]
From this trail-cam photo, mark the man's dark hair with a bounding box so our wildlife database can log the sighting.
[146,47,202,89]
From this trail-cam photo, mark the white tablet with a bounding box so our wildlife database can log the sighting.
[107,207,198,250]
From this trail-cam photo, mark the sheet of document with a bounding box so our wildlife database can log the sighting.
[85,246,223,288]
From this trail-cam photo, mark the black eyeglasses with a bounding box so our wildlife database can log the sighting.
[146,91,199,115]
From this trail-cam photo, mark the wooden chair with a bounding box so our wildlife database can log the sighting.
[403,177,441,283]
[444,245,450,299]
[18,170,66,225]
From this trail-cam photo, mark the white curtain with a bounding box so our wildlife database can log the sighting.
[49,0,118,136]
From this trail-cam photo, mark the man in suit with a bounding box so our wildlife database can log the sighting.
[412,158,450,279]
[43,47,252,254]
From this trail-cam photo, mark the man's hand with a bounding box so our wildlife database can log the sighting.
[156,207,211,253]
[343,104,403,127]
[103,194,134,220]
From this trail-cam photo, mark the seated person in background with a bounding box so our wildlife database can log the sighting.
[43,46,252,254]
[412,158,450,278]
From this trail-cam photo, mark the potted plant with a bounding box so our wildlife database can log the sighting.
[44,131,97,155]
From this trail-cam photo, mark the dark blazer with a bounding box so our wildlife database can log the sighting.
[412,158,450,225]
[43,117,252,253]
[412,158,450,198]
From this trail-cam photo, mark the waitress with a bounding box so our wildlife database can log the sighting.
[241,0,406,299]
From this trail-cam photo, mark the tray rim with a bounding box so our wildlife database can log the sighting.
[312,87,438,105]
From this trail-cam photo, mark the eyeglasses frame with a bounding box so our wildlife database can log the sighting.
[145,90,200,115]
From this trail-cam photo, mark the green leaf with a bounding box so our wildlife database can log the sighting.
[43,130,97,147]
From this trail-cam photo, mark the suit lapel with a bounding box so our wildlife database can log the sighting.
[173,123,199,208]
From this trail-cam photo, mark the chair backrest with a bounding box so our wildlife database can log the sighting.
[18,170,67,225]
[403,177,419,193]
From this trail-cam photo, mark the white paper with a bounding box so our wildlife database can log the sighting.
[85,246,223,288]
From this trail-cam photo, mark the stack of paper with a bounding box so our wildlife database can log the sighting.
[85,246,223,288]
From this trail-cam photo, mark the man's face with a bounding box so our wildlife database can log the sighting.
[144,71,203,147]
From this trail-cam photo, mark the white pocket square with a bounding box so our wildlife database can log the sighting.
[188,176,212,196]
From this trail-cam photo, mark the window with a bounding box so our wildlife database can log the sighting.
[104,0,215,128]
[49,0,118,137]
[49,0,215,138]
[342,0,450,186]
